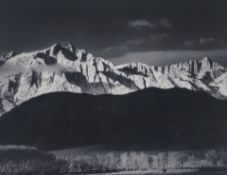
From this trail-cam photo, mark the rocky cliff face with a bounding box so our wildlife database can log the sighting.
[0,42,226,116]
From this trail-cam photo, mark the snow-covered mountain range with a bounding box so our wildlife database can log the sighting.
[0,42,227,116]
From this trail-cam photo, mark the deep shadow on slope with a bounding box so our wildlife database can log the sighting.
[0,88,227,150]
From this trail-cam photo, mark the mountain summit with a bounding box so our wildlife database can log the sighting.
[0,42,226,116]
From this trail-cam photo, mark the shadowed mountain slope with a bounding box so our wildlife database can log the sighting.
[0,88,226,150]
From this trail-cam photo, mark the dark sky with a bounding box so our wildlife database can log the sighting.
[1,0,227,65]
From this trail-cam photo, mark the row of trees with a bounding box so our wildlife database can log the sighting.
[0,145,68,175]
[1,145,227,174]
[61,150,227,172]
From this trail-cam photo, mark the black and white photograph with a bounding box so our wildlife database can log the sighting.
[0,0,227,174]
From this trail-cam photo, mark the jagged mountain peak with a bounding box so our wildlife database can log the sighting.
[199,56,212,64]
[58,41,75,52]
[117,62,150,69]
[3,42,90,68]
[117,57,224,77]
[6,51,17,58]
[0,50,16,58]
[195,57,225,80]
[116,62,153,77]
[49,41,75,56]
[2,42,115,74]
[0,51,17,65]
[197,57,214,72]
[44,42,94,63]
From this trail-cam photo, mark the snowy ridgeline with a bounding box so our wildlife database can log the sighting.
[0,41,227,116]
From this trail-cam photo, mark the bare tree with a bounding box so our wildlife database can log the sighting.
[178,152,188,168]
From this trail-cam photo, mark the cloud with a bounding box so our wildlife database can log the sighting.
[148,33,169,40]
[128,18,172,29]
[110,50,227,66]
[224,44,227,49]
[103,33,169,53]
[184,37,217,47]
[124,38,146,46]
[103,45,129,53]
[125,33,169,46]
[158,18,172,28]
[184,40,196,47]
[128,19,155,28]
[199,37,215,45]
